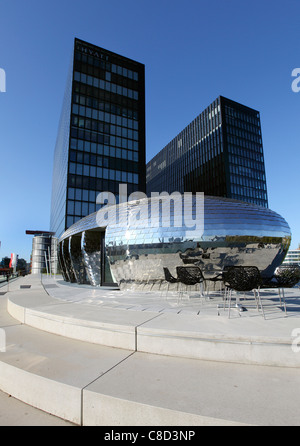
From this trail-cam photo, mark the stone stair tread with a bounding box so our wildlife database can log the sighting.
[1,275,300,426]
[83,350,300,426]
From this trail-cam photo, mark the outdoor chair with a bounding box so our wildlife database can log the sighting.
[176,266,206,300]
[222,266,264,318]
[162,267,180,298]
[207,272,224,292]
[275,266,300,288]
[204,266,231,294]
[260,266,300,315]
[260,275,287,315]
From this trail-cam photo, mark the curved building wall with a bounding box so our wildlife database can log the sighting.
[59,195,291,290]
[62,238,76,283]
[50,237,59,275]
[69,235,88,284]
[58,241,68,281]
[81,230,102,286]
[31,235,52,275]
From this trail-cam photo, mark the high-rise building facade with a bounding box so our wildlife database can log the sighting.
[146,96,268,208]
[50,38,146,238]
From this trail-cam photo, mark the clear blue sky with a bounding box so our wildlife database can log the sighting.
[0,0,299,262]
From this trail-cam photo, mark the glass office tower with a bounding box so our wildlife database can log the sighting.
[146,96,268,208]
[50,38,146,238]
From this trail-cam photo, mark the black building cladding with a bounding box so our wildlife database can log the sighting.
[50,38,146,238]
[146,96,268,208]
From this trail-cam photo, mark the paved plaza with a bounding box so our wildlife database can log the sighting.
[0,274,300,426]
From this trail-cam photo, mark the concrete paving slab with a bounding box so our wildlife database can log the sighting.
[7,276,44,292]
[0,297,21,328]
[83,351,300,426]
[0,390,75,426]
[136,307,300,366]
[7,277,300,367]
[1,274,300,426]
[7,290,160,350]
[0,323,133,424]
[6,289,70,324]
[137,310,298,343]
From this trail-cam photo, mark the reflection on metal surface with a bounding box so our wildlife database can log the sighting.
[62,238,76,283]
[57,242,69,282]
[59,195,291,291]
[51,237,59,275]
[81,230,101,286]
[69,235,88,284]
[58,241,68,282]
[31,235,52,275]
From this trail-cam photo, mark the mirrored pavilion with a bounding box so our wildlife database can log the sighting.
[58,194,291,290]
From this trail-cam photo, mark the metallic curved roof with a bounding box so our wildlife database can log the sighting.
[59,195,291,243]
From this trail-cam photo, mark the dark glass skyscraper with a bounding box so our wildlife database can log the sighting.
[146,96,268,208]
[50,38,146,238]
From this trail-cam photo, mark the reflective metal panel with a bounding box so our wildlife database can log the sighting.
[62,238,76,283]
[104,196,290,289]
[51,237,59,275]
[31,235,51,274]
[59,195,291,291]
[81,230,101,286]
[58,241,68,281]
[69,235,88,284]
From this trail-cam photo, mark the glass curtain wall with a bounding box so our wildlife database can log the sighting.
[66,39,146,231]
[50,38,146,239]
[146,96,268,208]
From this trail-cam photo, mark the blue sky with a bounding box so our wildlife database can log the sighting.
[0,0,299,262]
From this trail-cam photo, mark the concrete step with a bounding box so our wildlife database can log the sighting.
[0,388,74,426]
[0,298,133,424]
[83,351,300,426]
[2,297,300,426]
[6,284,300,368]
[1,276,300,426]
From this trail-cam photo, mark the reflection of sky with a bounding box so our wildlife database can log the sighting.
[105,196,290,246]
[60,196,291,250]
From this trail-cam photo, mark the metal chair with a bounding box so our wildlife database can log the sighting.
[162,267,180,298]
[260,266,300,315]
[176,266,206,300]
[204,266,235,297]
[275,266,300,288]
[205,270,227,295]
[222,266,264,318]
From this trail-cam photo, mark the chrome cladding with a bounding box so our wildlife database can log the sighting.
[59,195,291,290]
